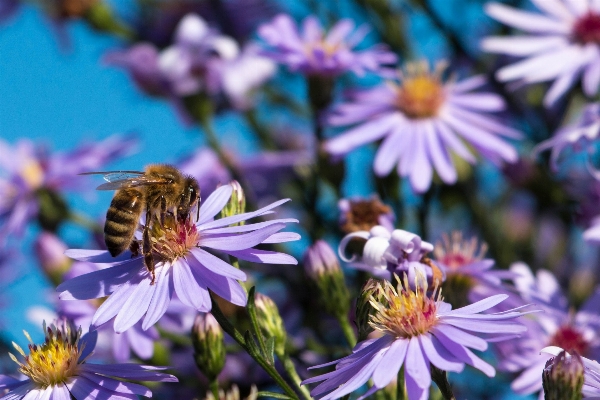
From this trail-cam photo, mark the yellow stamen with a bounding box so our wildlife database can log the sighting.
[151,215,199,262]
[10,321,83,388]
[369,274,441,338]
[20,159,44,190]
[394,61,446,119]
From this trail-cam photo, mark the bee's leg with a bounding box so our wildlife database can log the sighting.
[129,240,140,257]
[142,207,155,285]
[196,200,200,223]
[160,195,167,226]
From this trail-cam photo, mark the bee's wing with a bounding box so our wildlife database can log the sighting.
[80,171,170,191]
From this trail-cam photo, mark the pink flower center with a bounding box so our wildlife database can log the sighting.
[548,325,589,355]
[573,12,600,44]
[151,216,199,262]
[370,276,440,338]
[434,231,487,271]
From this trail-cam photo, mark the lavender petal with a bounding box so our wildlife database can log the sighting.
[142,264,174,330]
[114,275,157,333]
[371,339,408,388]
[172,259,211,311]
[189,248,247,280]
[197,184,233,225]
[200,223,286,251]
[225,248,298,265]
[80,364,178,382]
[80,372,152,397]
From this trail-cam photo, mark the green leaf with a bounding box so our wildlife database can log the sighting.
[256,391,294,399]
[265,336,276,364]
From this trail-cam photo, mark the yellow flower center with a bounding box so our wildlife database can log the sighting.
[10,322,83,388]
[395,62,446,119]
[369,275,440,338]
[20,159,44,190]
[151,215,199,262]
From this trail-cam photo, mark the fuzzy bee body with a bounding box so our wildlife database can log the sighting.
[82,164,200,284]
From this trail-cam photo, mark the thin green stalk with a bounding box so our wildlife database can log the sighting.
[244,110,277,150]
[210,297,300,400]
[337,315,357,348]
[431,366,456,400]
[279,354,312,400]
[209,379,220,400]
[397,366,406,400]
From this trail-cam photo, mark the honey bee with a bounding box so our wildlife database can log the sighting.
[82,164,200,284]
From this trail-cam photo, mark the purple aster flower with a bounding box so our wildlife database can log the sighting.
[495,262,600,398]
[302,275,530,400]
[325,61,521,193]
[0,319,177,399]
[0,134,137,243]
[56,182,299,333]
[433,232,516,307]
[543,346,600,397]
[339,225,443,285]
[257,14,397,77]
[482,1,600,107]
[159,13,275,110]
[534,103,600,171]
[338,195,395,234]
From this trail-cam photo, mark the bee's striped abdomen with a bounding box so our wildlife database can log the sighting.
[104,188,144,257]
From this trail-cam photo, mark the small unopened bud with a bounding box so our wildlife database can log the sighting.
[254,293,287,356]
[34,232,71,284]
[220,181,246,224]
[303,241,351,319]
[192,313,225,380]
[355,278,385,342]
[542,350,584,400]
[57,0,99,18]
[36,188,69,232]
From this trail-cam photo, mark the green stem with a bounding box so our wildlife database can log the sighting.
[68,211,102,233]
[279,353,312,400]
[210,297,300,400]
[431,366,456,400]
[397,366,406,400]
[337,315,357,349]
[209,378,220,400]
[244,110,277,150]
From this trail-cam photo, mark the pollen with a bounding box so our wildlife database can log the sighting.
[9,321,83,388]
[151,215,199,262]
[20,159,44,190]
[394,61,446,119]
[369,275,440,338]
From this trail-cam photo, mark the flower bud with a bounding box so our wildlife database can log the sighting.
[219,181,246,224]
[34,232,71,284]
[254,293,287,356]
[57,0,99,18]
[542,350,584,400]
[355,278,385,341]
[192,313,225,380]
[303,241,351,319]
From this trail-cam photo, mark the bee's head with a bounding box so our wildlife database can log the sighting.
[177,176,200,222]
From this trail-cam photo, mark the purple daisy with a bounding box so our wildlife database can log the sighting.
[543,346,600,397]
[494,263,600,398]
[0,320,177,399]
[302,275,530,400]
[325,61,521,193]
[534,102,600,171]
[482,1,600,107]
[0,135,137,243]
[338,225,443,285]
[56,182,299,333]
[433,232,516,307]
[257,13,397,77]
